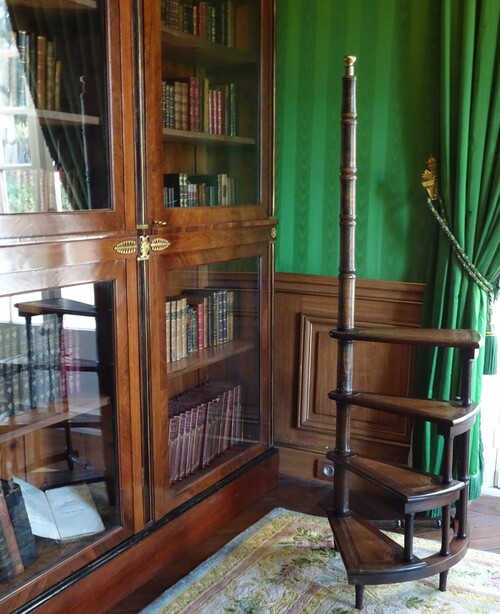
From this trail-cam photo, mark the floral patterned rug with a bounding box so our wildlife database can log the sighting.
[141,507,500,613]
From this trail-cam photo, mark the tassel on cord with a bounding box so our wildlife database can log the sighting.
[421,156,497,375]
[484,297,497,375]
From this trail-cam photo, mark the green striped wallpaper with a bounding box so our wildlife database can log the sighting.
[275,0,441,281]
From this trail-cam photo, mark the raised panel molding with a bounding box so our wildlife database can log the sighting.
[297,313,412,443]
[274,273,425,481]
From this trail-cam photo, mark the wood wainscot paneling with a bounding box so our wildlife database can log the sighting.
[274,273,425,482]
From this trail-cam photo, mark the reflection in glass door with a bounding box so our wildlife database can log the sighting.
[0,281,119,592]
[0,0,109,214]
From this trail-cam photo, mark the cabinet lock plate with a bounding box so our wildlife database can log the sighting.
[114,236,170,260]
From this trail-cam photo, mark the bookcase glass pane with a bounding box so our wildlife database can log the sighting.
[0,281,119,592]
[161,0,261,207]
[0,1,109,213]
[166,256,261,486]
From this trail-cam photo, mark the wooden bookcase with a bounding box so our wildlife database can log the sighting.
[0,1,276,611]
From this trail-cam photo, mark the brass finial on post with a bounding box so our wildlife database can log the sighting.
[344,55,356,76]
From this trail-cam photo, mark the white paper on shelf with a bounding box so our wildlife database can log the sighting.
[13,477,60,540]
[13,477,104,542]
[45,484,104,541]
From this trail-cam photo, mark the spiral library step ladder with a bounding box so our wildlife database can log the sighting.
[325,56,482,610]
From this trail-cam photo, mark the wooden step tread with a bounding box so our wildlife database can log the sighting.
[329,326,482,350]
[327,509,470,585]
[326,453,463,513]
[327,510,426,581]
[328,391,479,433]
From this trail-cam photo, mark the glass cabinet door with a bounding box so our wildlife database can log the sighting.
[0,0,130,237]
[142,0,273,225]
[148,246,272,518]
[0,258,134,608]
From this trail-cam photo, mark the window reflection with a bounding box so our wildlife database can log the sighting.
[0,1,108,213]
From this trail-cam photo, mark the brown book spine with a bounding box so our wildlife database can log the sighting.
[45,40,55,110]
[173,81,182,130]
[226,0,234,48]
[54,59,62,111]
[36,35,47,109]
[0,492,24,575]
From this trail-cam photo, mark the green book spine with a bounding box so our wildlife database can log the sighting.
[2,480,37,568]
[0,491,23,575]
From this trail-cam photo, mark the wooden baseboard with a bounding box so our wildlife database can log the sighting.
[277,445,331,483]
[28,448,279,614]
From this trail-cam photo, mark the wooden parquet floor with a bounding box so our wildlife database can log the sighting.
[108,476,500,613]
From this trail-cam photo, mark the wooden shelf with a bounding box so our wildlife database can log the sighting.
[162,127,255,146]
[0,107,100,126]
[7,0,96,10]
[162,27,257,68]
[0,395,110,443]
[171,441,252,491]
[167,339,254,377]
[15,297,97,318]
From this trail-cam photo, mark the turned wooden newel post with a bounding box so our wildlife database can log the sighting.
[333,55,357,515]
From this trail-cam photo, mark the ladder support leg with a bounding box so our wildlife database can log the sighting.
[441,505,451,556]
[456,430,471,539]
[404,513,415,562]
[355,584,364,610]
[439,570,449,591]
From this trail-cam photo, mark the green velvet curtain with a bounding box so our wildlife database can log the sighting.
[412,0,500,501]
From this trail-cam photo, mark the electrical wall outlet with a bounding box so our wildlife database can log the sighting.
[315,459,334,481]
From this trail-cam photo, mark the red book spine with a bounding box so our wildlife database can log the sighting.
[188,77,200,132]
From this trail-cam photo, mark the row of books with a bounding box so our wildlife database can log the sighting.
[0,479,37,583]
[1,30,62,111]
[169,381,242,483]
[166,288,235,363]
[0,321,86,419]
[161,0,235,48]
[162,77,237,136]
[0,319,62,418]
[163,172,236,208]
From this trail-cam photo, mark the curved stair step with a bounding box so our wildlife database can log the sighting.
[326,452,463,513]
[327,510,425,583]
[328,391,479,436]
[329,326,482,351]
[327,510,469,585]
